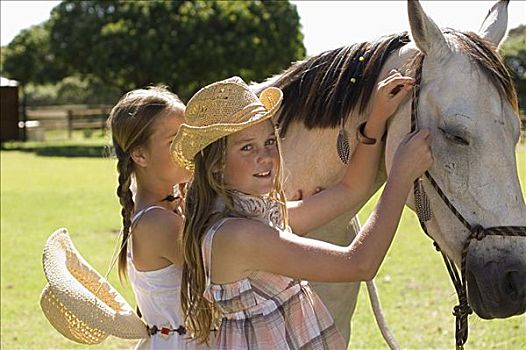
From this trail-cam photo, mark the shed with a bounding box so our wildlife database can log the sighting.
[1,77,20,141]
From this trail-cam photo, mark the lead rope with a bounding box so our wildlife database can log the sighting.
[410,55,526,349]
[366,279,400,350]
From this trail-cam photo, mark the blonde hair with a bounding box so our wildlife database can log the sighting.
[181,124,288,344]
[107,86,185,281]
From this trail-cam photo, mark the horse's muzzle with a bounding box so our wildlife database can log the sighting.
[466,243,526,319]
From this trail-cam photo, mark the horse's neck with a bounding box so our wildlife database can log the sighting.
[280,46,417,198]
[280,126,344,197]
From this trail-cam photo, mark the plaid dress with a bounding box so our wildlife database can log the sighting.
[201,194,346,349]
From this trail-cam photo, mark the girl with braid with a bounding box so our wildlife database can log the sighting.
[172,76,432,349]
[108,87,212,349]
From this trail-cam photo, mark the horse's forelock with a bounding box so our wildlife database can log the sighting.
[408,29,518,113]
[453,30,518,113]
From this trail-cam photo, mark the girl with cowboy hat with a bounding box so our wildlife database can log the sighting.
[172,75,432,348]
[107,86,213,349]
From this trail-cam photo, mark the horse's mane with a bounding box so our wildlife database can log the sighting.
[266,29,517,137]
[268,32,411,136]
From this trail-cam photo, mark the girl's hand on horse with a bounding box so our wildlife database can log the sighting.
[369,70,415,126]
[390,129,433,184]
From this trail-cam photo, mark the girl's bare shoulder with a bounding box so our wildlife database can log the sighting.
[133,207,184,242]
[213,217,281,249]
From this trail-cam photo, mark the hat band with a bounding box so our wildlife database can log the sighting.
[229,103,268,124]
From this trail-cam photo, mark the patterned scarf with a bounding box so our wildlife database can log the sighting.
[214,191,285,230]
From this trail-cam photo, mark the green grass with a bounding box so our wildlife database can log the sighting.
[1,147,525,349]
[0,151,135,349]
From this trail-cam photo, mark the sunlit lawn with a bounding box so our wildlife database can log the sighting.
[0,150,135,350]
[1,143,524,349]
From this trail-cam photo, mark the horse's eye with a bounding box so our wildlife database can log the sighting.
[438,127,470,146]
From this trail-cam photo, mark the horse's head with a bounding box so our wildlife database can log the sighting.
[385,0,526,319]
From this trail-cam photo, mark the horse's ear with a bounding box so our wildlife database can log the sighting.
[478,0,509,48]
[407,0,449,59]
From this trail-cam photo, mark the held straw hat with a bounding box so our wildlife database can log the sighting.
[171,76,283,170]
[40,228,148,344]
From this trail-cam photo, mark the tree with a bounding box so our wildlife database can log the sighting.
[500,25,526,112]
[48,0,305,100]
[2,23,64,85]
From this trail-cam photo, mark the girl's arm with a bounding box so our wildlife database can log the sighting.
[211,130,432,284]
[288,72,415,235]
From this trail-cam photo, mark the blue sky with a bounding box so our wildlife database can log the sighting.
[1,1,525,55]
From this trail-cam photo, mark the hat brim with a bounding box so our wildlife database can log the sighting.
[171,86,282,171]
[40,228,148,344]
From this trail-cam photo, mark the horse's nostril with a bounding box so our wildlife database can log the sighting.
[504,271,520,301]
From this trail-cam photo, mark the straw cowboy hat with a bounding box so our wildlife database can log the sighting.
[171,76,283,171]
[40,228,148,344]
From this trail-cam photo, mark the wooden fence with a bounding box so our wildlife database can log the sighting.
[23,105,112,139]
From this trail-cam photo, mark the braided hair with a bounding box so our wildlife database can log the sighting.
[107,86,185,281]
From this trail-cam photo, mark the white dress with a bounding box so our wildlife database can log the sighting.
[128,205,212,350]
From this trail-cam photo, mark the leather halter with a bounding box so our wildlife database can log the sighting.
[410,55,526,350]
